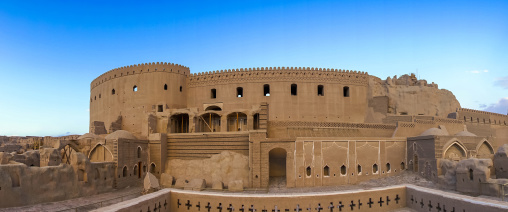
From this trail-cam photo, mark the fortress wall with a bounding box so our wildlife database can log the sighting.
[252,138,407,188]
[267,121,396,138]
[456,108,508,148]
[187,67,369,123]
[90,63,189,138]
[166,133,250,160]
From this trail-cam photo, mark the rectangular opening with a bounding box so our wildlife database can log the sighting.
[343,86,350,97]
[318,85,324,96]
[291,84,297,96]
[237,87,243,97]
[211,89,217,99]
[158,105,163,112]
[263,84,270,96]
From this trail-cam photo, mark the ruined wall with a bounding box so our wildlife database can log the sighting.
[165,151,249,187]
[0,157,116,208]
[367,75,461,122]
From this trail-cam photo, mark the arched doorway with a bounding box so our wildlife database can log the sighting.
[227,112,247,131]
[269,148,287,187]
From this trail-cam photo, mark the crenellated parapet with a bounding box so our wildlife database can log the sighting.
[457,108,508,126]
[91,62,190,90]
[187,67,369,87]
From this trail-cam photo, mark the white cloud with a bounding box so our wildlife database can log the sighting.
[467,70,488,74]
[483,97,508,115]
[495,76,508,89]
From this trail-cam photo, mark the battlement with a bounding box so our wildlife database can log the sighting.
[457,108,508,118]
[188,67,369,86]
[91,62,190,90]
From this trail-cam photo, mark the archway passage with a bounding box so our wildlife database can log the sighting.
[89,144,114,162]
[227,112,247,131]
[170,114,189,133]
[197,113,221,132]
[269,148,287,187]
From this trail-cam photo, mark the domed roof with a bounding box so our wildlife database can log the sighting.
[420,127,449,136]
[455,131,476,137]
[105,130,137,140]
[77,133,101,140]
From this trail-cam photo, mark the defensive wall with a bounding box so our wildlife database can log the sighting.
[96,185,508,212]
[90,63,370,139]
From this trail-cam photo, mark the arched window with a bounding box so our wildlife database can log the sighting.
[137,147,141,158]
[386,163,391,172]
[357,164,362,174]
[164,84,168,90]
[306,166,311,177]
[150,163,156,174]
[340,165,346,175]
[179,86,182,92]
[99,94,101,99]
[263,84,270,96]
[133,85,138,92]
[291,84,297,96]
[343,86,350,97]
[373,164,378,174]
[122,166,127,177]
[324,165,330,177]
[317,85,324,96]
[469,168,474,180]
[400,162,405,170]
[237,87,243,97]
[112,89,115,95]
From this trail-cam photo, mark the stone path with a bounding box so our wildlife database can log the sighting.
[0,186,142,212]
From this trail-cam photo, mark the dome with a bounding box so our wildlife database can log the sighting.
[420,127,449,136]
[455,131,476,137]
[105,130,137,140]
[77,133,101,140]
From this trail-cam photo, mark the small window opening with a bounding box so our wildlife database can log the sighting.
[469,168,473,180]
[133,85,138,92]
[94,96,96,100]
[263,84,270,96]
[291,84,297,96]
[99,94,101,98]
[324,165,330,177]
[306,166,311,177]
[137,147,141,158]
[386,163,391,172]
[341,165,346,175]
[357,164,362,174]
[211,89,217,99]
[164,84,168,90]
[112,89,115,95]
[343,86,350,97]
[400,162,405,170]
[237,87,243,97]
[318,85,324,96]
[180,86,182,92]
[158,105,163,112]
[373,164,379,174]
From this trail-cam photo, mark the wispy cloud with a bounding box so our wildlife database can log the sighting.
[466,70,488,74]
[483,97,508,115]
[495,76,508,89]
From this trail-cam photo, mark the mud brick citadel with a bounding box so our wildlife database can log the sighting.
[1,62,508,211]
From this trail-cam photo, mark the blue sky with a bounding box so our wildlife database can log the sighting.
[0,0,507,136]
